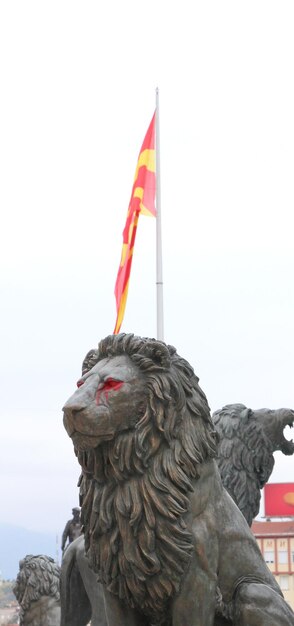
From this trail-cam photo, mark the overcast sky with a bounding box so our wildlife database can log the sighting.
[0,1,293,547]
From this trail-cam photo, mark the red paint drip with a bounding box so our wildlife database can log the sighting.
[96,378,123,404]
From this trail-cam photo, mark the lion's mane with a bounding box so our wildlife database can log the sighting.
[212,403,276,526]
[76,334,218,625]
[14,554,60,622]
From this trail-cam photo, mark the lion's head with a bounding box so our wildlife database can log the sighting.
[13,555,60,620]
[63,334,218,624]
[63,333,216,461]
[212,403,294,525]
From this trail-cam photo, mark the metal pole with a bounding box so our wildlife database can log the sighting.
[156,87,164,341]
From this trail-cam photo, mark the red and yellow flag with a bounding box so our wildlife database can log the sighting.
[113,112,156,334]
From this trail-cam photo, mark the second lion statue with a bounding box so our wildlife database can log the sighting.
[13,555,60,626]
[63,333,294,626]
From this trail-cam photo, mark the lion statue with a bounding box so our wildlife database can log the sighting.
[13,554,61,626]
[213,403,294,526]
[63,333,294,626]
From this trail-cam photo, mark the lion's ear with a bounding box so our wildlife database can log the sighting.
[239,407,252,421]
[82,349,99,375]
[139,340,172,369]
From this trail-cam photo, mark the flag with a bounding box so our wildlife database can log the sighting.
[113,112,156,334]
[264,483,294,517]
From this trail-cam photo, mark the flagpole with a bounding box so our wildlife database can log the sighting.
[156,87,164,341]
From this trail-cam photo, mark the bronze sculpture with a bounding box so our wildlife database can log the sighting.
[61,401,294,623]
[213,403,294,526]
[63,333,294,626]
[61,506,82,552]
[13,554,61,626]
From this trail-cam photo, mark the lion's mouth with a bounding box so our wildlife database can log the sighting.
[71,429,115,451]
[13,577,24,603]
[281,421,294,455]
[63,403,114,446]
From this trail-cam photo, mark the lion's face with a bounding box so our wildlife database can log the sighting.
[13,555,60,614]
[13,561,28,603]
[254,407,294,455]
[63,354,147,451]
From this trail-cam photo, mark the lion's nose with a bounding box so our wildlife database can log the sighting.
[62,397,83,414]
[63,406,76,436]
[63,386,94,433]
[62,383,95,412]
[63,403,87,437]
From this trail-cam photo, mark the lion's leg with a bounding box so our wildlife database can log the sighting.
[102,588,149,626]
[171,549,217,626]
[171,515,219,626]
[234,582,294,626]
[172,568,216,626]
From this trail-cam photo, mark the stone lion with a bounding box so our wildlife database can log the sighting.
[63,333,294,626]
[13,554,61,626]
[213,403,294,526]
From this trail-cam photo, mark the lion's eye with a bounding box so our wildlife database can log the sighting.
[77,379,84,388]
[96,378,124,403]
[102,378,124,392]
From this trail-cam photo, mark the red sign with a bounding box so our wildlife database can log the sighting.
[264,483,294,517]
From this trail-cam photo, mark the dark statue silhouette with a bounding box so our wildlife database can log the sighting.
[62,333,294,626]
[61,506,82,552]
[213,403,294,526]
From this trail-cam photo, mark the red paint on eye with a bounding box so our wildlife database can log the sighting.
[96,378,124,404]
[77,379,84,388]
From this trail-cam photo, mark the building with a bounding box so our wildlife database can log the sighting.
[252,520,294,610]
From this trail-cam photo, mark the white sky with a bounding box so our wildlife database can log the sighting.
[0,1,293,541]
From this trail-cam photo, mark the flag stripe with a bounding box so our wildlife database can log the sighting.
[113,281,130,334]
[134,149,156,179]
